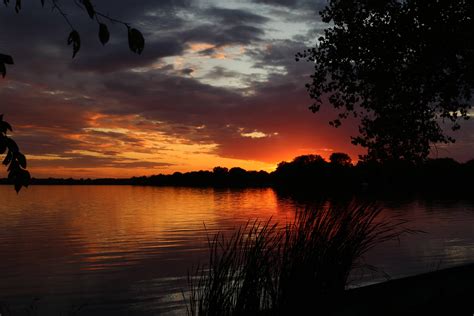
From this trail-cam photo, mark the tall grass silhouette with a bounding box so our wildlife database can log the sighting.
[187,202,407,315]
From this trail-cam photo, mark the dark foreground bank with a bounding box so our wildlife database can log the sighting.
[341,263,474,316]
[1,264,473,315]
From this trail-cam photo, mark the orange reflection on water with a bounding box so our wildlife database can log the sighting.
[0,186,296,275]
[1,186,474,315]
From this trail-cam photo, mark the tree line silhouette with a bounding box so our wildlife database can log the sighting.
[2,153,473,195]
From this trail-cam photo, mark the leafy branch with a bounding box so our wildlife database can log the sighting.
[2,0,145,59]
[0,53,14,78]
[1,0,147,191]
[0,115,30,193]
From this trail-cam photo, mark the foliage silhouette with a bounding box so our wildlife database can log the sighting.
[3,153,473,195]
[0,115,30,192]
[1,1,145,191]
[298,0,473,162]
[329,152,352,167]
[1,0,145,61]
[0,53,14,78]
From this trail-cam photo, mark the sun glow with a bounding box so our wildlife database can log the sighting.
[19,112,277,178]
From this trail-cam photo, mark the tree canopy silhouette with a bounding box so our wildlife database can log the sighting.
[297,0,473,163]
[329,152,352,167]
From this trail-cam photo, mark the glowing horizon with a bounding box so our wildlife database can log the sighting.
[1,1,472,178]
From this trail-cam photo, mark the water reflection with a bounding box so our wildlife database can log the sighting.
[0,186,473,315]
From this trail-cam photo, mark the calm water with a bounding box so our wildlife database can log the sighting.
[0,186,473,315]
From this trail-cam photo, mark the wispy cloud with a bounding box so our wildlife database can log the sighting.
[1,0,472,178]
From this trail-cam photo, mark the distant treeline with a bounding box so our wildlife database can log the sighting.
[1,153,473,194]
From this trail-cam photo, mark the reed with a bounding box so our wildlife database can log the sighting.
[187,202,407,315]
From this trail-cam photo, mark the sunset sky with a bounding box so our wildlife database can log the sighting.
[1,0,473,178]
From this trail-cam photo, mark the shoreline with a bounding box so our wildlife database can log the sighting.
[341,263,474,315]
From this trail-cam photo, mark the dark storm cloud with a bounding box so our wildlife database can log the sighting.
[1,0,270,77]
[82,130,146,145]
[251,0,328,34]
[70,38,185,73]
[65,38,363,162]
[253,0,299,6]
[91,0,193,16]
[0,0,191,75]
[14,133,84,157]
[97,69,243,115]
[251,0,327,10]
[6,35,356,163]
[249,39,309,73]
[176,7,269,48]
[30,155,173,169]
[0,85,92,134]
[1,0,349,173]
[180,68,195,76]
[204,7,269,25]
[204,66,242,79]
[2,0,472,177]
[181,24,265,47]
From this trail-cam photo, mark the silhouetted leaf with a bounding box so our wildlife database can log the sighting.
[0,55,13,77]
[6,137,19,152]
[40,0,44,7]
[7,159,18,172]
[3,0,9,7]
[0,63,6,78]
[23,169,31,183]
[128,28,145,54]
[0,138,6,154]
[67,30,81,58]
[0,117,30,192]
[11,168,30,192]
[14,0,20,12]
[82,0,95,19]
[98,23,110,45]
[0,120,12,133]
[0,54,14,64]
[3,150,12,165]
[17,152,26,168]
[2,121,12,132]
[19,168,30,181]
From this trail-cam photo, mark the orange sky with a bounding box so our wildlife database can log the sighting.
[1,2,472,178]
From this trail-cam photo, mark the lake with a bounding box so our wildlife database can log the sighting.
[0,185,473,315]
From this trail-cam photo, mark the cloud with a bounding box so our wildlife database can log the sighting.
[251,0,327,10]
[29,155,173,169]
[181,24,265,47]
[204,66,242,79]
[180,67,195,76]
[69,38,186,73]
[180,6,268,47]
[204,7,269,25]
[1,0,472,179]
